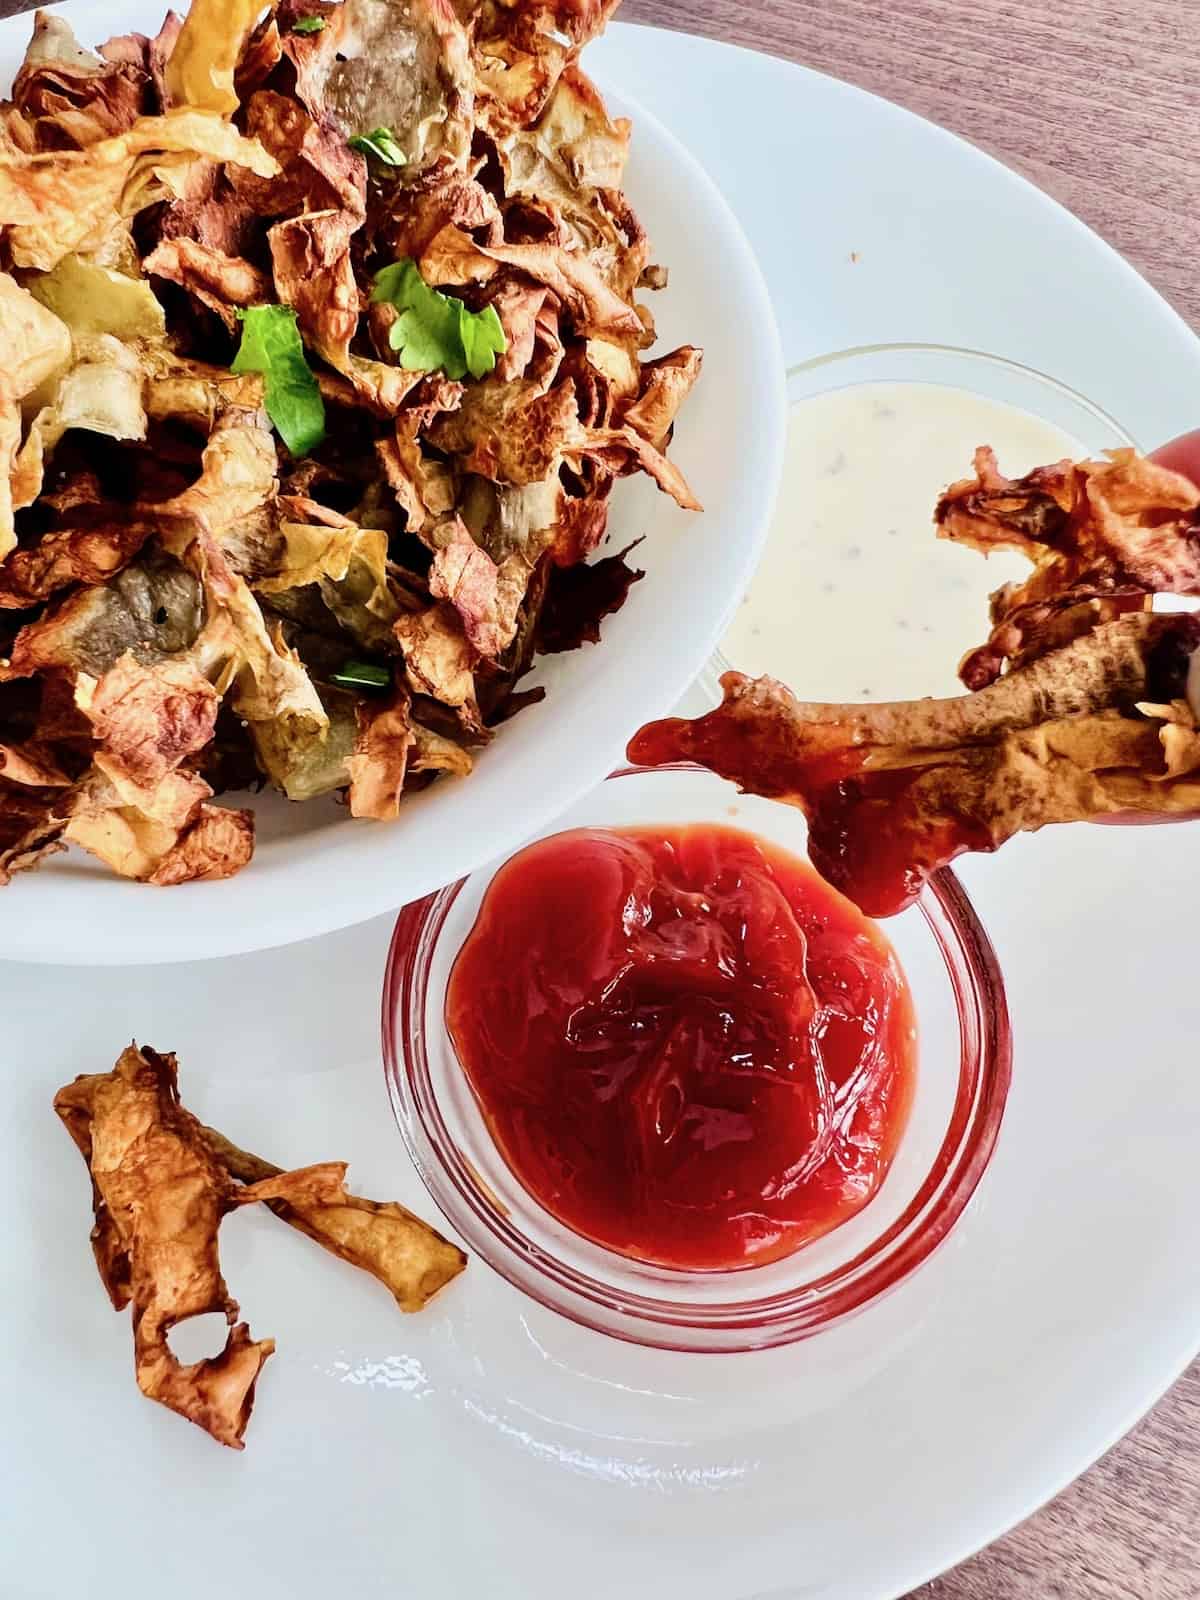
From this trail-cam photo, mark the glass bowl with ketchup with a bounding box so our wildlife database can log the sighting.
[384,765,1010,1352]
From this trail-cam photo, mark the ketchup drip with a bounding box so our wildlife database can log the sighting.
[628,713,988,918]
[446,825,916,1271]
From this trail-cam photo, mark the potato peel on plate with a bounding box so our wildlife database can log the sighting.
[54,1044,274,1448]
[55,1043,466,1448]
[200,1125,468,1315]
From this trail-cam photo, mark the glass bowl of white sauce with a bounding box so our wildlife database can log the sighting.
[710,343,1135,705]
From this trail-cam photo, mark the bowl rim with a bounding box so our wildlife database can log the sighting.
[382,764,1013,1353]
[783,337,1138,451]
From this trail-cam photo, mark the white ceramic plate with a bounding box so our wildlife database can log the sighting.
[0,6,785,965]
[6,15,1200,1600]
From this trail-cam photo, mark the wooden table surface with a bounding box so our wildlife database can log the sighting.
[2,0,1198,1593]
[624,6,1200,1596]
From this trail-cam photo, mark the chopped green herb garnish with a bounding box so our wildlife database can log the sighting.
[330,660,392,692]
[231,305,325,457]
[458,294,508,380]
[348,126,407,166]
[371,259,506,381]
[292,14,326,31]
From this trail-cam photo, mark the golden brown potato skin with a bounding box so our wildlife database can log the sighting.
[0,0,700,889]
[631,613,1200,916]
[55,1042,465,1449]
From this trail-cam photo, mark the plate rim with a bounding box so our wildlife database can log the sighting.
[5,13,1200,1600]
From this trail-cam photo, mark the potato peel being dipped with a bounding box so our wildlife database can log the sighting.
[937,446,1200,688]
[54,1043,465,1448]
[632,444,1200,916]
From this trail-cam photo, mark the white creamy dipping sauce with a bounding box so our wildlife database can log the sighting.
[721,381,1088,703]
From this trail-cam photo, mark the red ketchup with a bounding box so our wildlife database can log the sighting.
[445,825,917,1272]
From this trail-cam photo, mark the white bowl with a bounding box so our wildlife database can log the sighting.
[0,70,785,964]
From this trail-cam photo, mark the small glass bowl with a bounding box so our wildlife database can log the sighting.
[786,342,1136,448]
[382,765,1011,1353]
[709,342,1136,690]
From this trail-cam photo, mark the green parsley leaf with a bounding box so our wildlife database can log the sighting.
[292,14,326,31]
[330,660,392,692]
[231,305,325,457]
[456,298,506,380]
[348,126,406,166]
[370,258,507,381]
[372,260,463,375]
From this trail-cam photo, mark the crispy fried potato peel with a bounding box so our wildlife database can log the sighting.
[201,1126,467,1313]
[631,614,1200,916]
[936,446,1200,688]
[1,0,701,889]
[55,1043,466,1448]
[633,441,1200,913]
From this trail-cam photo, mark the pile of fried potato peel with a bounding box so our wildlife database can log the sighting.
[0,0,701,888]
[56,1042,466,1448]
[630,449,1200,914]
